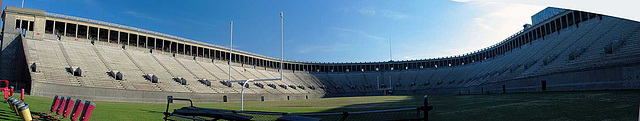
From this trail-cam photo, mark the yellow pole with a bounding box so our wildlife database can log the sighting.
[19,105,32,121]
[13,102,25,116]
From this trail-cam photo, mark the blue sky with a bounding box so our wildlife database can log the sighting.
[3,0,544,63]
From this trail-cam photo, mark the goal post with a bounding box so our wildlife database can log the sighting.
[229,78,281,111]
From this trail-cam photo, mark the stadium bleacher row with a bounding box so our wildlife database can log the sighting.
[26,37,328,95]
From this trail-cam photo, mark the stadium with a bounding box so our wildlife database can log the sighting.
[1,1,640,121]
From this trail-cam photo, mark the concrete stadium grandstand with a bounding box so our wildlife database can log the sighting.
[1,6,639,103]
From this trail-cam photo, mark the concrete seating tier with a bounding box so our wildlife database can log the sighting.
[126,49,191,92]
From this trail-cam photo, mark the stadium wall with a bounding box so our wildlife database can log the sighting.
[31,81,325,103]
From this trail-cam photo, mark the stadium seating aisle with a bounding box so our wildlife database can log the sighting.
[539,17,623,75]
[599,22,640,61]
[265,70,306,94]
[94,44,161,91]
[428,67,454,88]
[159,55,219,93]
[245,68,291,94]
[327,74,355,93]
[257,71,296,94]
[221,64,264,94]
[293,72,326,93]
[446,65,476,88]
[244,70,283,94]
[152,54,198,92]
[313,74,342,93]
[343,73,363,92]
[29,39,80,86]
[61,41,122,89]
[561,19,635,72]
[174,57,225,93]
[126,49,191,92]
[195,61,244,93]
[517,19,588,78]
[501,23,573,80]
[282,72,312,93]
[234,66,282,94]
[176,57,217,80]
[257,69,299,94]
[26,39,48,83]
[392,71,414,91]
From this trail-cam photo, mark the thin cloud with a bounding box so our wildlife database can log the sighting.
[450,0,475,3]
[458,2,544,53]
[330,27,386,40]
[356,7,409,19]
[395,2,543,61]
[297,42,351,54]
[123,11,163,22]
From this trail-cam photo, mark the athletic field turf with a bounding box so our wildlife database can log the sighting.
[2,90,639,120]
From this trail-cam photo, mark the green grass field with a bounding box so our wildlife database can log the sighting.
[2,90,639,121]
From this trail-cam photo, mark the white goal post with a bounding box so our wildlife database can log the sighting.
[229,78,281,111]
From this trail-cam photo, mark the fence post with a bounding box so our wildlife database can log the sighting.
[21,89,24,102]
[424,95,428,121]
[341,112,349,121]
[416,107,421,119]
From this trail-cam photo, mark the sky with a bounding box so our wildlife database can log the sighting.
[2,0,545,63]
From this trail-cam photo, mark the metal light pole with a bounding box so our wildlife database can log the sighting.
[389,38,392,61]
[280,12,284,82]
[229,21,233,83]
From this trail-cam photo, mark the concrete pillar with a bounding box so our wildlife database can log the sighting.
[136,34,139,47]
[107,29,110,42]
[577,11,582,26]
[153,38,157,50]
[63,22,67,36]
[167,41,171,52]
[86,26,89,39]
[213,49,217,61]
[564,15,569,28]
[518,37,521,46]
[145,36,148,48]
[127,33,131,45]
[75,23,78,38]
[117,31,120,44]
[52,20,56,34]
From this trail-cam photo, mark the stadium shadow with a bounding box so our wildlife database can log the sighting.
[320,95,425,113]
[303,95,428,120]
[140,109,165,114]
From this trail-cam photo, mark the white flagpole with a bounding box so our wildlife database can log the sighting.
[389,38,392,61]
[280,12,284,81]
[229,21,233,83]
